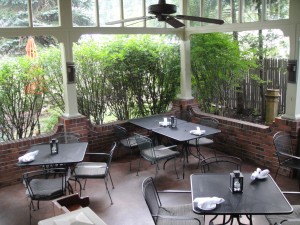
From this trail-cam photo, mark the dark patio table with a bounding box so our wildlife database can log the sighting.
[153,122,220,142]
[17,142,88,167]
[191,173,293,225]
[153,122,220,178]
[128,114,187,130]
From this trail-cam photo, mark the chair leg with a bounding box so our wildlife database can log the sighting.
[129,148,133,171]
[173,157,179,179]
[104,179,113,204]
[136,157,142,176]
[29,200,33,225]
[67,181,74,194]
[108,171,114,189]
[83,179,87,190]
[76,178,83,196]
[154,163,159,178]
[274,167,280,180]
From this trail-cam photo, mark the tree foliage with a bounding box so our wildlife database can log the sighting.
[74,35,180,123]
[0,35,180,140]
[0,57,46,140]
[191,33,256,113]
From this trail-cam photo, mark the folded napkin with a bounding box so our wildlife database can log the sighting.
[159,121,170,127]
[190,126,206,135]
[251,168,270,180]
[18,150,39,163]
[193,197,225,210]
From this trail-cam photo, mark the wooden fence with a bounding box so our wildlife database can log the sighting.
[225,58,288,115]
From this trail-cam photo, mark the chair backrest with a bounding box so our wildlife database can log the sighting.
[54,133,80,144]
[23,168,67,200]
[199,117,219,129]
[175,110,192,122]
[273,131,294,164]
[200,156,242,173]
[113,125,128,141]
[106,142,117,171]
[142,177,162,224]
[134,133,156,159]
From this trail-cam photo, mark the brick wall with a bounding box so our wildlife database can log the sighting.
[190,107,300,176]
[1,104,299,188]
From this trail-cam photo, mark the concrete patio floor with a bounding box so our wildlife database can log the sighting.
[0,146,299,225]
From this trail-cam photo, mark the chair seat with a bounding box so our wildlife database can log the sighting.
[120,137,137,148]
[74,162,107,178]
[27,178,65,200]
[266,205,300,225]
[189,137,213,146]
[141,145,180,161]
[157,203,204,225]
[282,158,300,170]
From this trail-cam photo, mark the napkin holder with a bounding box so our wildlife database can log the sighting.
[169,116,177,128]
[50,139,59,155]
[230,170,243,193]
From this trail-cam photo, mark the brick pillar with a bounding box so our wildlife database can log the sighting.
[171,98,199,112]
[58,115,90,142]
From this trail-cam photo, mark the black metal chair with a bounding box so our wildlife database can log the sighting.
[200,155,242,173]
[47,132,81,192]
[54,132,80,144]
[273,131,300,189]
[175,109,192,122]
[266,191,300,225]
[113,124,138,171]
[73,142,117,204]
[134,133,180,179]
[23,168,67,225]
[188,117,219,167]
[142,177,204,225]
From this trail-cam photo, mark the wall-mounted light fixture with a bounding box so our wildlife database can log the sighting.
[66,62,76,83]
[287,60,297,83]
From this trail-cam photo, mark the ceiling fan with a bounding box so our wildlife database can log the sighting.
[106,0,224,28]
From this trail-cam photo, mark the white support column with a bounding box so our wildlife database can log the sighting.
[282,0,300,120]
[60,43,81,118]
[58,0,81,118]
[282,39,300,120]
[177,34,193,100]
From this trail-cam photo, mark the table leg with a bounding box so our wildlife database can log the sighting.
[209,215,253,225]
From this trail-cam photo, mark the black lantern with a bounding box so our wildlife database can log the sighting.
[50,139,59,155]
[169,116,177,128]
[66,62,76,84]
[230,170,243,193]
[287,60,297,83]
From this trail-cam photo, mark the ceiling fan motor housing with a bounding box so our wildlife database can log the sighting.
[148,3,177,16]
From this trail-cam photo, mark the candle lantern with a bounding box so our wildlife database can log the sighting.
[50,139,59,155]
[230,170,243,193]
[169,116,177,128]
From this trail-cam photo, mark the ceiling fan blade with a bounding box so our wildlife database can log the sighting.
[106,16,155,25]
[165,16,185,28]
[175,15,224,25]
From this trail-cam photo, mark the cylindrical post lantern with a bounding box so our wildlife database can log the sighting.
[265,89,280,125]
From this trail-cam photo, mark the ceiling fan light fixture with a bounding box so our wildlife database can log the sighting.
[148,4,177,15]
[106,0,224,28]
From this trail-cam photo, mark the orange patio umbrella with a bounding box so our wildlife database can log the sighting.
[26,36,37,59]
[25,36,44,94]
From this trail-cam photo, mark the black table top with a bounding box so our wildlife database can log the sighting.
[128,114,187,130]
[17,142,88,166]
[191,173,293,216]
[154,122,221,142]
